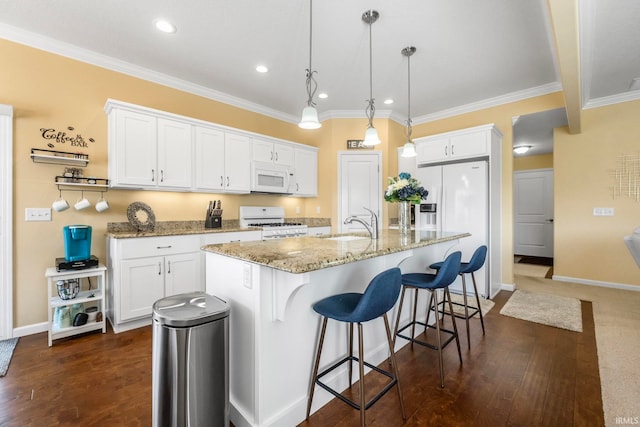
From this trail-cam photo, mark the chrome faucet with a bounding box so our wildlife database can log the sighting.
[344,207,378,239]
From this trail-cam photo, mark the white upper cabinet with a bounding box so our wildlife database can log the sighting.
[415,124,498,165]
[293,146,318,196]
[252,138,294,166]
[194,126,252,193]
[157,118,193,188]
[109,108,157,187]
[194,126,225,191]
[105,99,315,195]
[224,132,252,193]
[107,101,192,189]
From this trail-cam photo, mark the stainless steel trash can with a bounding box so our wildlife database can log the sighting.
[152,291,230,427]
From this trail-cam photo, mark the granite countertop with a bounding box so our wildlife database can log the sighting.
[201,229,470,274]
[106,218,331,238]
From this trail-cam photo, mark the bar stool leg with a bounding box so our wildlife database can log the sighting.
[410,287,419,349]
[384,313,406,420]
[357,322,366,427]
[392,286,408,351]
[306,317,328,419]
[471,272,486,334]
[461,274,471,349]
[445,287,463,365]
[432,289,446,388]
[424,289,434,333]
[348,323,354,386]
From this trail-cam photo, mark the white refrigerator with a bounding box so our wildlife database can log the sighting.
[415,160,488,296]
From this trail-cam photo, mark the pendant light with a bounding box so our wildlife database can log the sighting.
[401,46,417,157]
[298,0,321,129]
[362,10,380,146]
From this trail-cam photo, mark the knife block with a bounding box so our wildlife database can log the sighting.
[205,209,222,229]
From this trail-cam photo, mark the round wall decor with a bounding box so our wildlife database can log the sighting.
[127,201,156,232]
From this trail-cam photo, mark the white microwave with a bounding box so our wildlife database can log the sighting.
[251,161,296,194]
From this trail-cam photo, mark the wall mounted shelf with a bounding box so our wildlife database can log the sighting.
[55,176,109,192]
[31,148,89,167]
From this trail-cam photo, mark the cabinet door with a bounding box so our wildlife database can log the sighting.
[293,148,318,196]
[194,126,225,191]
[113,109,157,186]
[415,137,449,165]
[224,132,252,193]
[120,257,165,321]
[273,142,294,166]
[157,118,192,188]
[252,138,274,163]
[449,130,489,159]
[164,252,203,296]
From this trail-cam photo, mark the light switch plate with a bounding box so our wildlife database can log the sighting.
[593,207,614,216]
[25,208,52,221]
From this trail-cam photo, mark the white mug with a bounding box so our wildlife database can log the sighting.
[52,197,70,212]
[74,197,91,210]
[95,198,110,212]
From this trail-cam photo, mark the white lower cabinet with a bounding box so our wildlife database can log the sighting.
[107,235,203,333]
[118,252,202,322]
[107,230,262,333]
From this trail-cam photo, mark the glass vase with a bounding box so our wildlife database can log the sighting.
[397,201,411,234]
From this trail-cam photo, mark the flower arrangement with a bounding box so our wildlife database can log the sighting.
[384,172,429,204]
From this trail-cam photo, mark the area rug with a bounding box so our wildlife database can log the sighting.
[500,289,582,332]
[448,292,495,315]
[0,337,19,377]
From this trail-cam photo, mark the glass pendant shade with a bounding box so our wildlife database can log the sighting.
[298,106,321,129]
[401,141,416,157]
[363,126,381,146]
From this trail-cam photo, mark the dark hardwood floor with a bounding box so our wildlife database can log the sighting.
[0,291,603,426]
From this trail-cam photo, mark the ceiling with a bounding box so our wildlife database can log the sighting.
[1,0,639,131]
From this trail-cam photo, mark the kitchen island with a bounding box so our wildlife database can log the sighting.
[203,229,470,427]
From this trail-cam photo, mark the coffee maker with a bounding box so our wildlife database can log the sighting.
[56,225,98,271]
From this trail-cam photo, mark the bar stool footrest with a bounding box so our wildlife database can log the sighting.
[316,355,398,411]
[435,300,480,320]
[396,321,457,351]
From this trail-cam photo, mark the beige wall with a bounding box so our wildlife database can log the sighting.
[554,100,640,285]
[4,38,639,330]
[514,153,553,171]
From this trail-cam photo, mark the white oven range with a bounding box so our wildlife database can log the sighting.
[239,206,308,239]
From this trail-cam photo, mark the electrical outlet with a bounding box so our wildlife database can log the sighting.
[593,207,614,216]
[295,206,301,214]
[316,206,321,214]
[25,208,52,222]
[242,264,252,289]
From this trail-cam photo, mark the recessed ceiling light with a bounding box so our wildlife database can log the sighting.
[318,92,328,99]
[256,65,269,73]
[154,19,177,34]
[384,99,394,105]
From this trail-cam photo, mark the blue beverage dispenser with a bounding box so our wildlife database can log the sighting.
[63,225,92,262]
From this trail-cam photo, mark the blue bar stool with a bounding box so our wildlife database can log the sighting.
[392,251,462,388]
[306,267,406,426]
[429,245,487,349]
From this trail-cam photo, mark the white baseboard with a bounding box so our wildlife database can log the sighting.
[501,282,516,292]
[13,321,47,337]
[552,275,640,292]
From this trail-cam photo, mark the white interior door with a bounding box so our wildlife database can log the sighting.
[338,152,381,233]
[0,105,13,339]
[514,169,554,257]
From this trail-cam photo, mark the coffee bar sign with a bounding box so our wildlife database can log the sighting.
[346,139,372,150]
